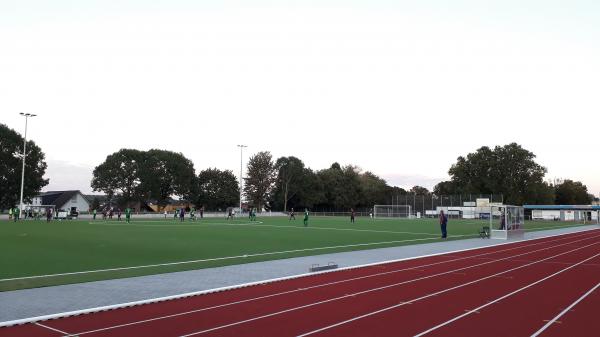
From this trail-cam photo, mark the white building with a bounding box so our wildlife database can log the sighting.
[29,190,90,213]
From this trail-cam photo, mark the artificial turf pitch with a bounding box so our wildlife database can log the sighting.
[0,216,586,291]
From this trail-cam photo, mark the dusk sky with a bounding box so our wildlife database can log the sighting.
[1,1,599,196]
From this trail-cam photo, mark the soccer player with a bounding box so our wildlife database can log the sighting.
[199,206,204,219]
[8,207,12,221]
[13,207,19,222]
[117,209,122,221]
[289,208,295,220]
[179,208,185,222]
[439,210,448,239]
[227,208,233,220]
[174,209,178,220]
[250,208,256,221]
[92,209,97,220]
[190,207,196,221]
[303,208,309,227]
[350,208,355,223]
[125,207,132,223]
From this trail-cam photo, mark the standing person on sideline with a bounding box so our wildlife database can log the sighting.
[125,207,132,223]
[200,206,204,219]
[179,208,185,222]
[350,208,356,223]
[303,208,309,227]
[164,210,167,219]
[93,209,97,220]
[174,209,178,220]
[8,207,13,221]
[117,209,122,221]
[439,210,448,239]
[289,208,296,220]
[46,207,53,222]
[227,208,233,220]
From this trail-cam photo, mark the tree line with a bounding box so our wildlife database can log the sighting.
[90,144,598,212]
[0,122,597,211]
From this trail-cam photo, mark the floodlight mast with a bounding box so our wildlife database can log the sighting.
[18,113,37,219]
[237,145,247,215]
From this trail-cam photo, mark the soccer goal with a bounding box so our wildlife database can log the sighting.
[489,205,525,240]
[373,205,412,219]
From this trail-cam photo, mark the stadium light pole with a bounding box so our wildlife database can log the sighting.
[18,112,37,219]
[237,145,247,214]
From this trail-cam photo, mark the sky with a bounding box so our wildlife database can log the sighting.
[1,1,599,196]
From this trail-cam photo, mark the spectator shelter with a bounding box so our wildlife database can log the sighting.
[524,205,600,223]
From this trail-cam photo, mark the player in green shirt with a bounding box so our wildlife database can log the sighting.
[93,209,97,220]
[303,208,309,227]
[13,207,20,222]
[190,207,196,221]
[250,208,256,221]
[125,208,132,223]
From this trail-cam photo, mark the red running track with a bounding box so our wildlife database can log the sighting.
[1,229,599,337]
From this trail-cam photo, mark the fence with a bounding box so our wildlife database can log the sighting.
[309,194,504,218]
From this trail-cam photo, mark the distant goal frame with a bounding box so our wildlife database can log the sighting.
[373,205,412,219]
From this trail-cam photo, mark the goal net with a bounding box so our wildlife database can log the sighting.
[373,205,412,219]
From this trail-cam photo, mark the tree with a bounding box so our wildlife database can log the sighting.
[409,186,430,195]
[358,171,389,207]
[317,163,362,209]
[0,123,48,209]
[92,149,196,209]
[91,149,144,203]
[195,168,239,210]
[243,151,275,211]
[138,149,196,208]
[273,156,306,212]
[555,180,592,205]
[447,143,548,205]
[433,181,457,196]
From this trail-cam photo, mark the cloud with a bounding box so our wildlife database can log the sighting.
[43,159,94,194]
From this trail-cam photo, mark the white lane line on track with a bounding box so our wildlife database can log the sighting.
[412,255,600,337]
[59,232,591,336]
[297,244,600,337]
[0,235,474,282]
[175,236,600,336]
[35,322,70,334]
[529,282,600,337]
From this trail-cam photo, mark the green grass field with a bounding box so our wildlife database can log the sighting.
[0,216,588,291]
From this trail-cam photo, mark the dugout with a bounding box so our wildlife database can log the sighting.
[489,205,525,240]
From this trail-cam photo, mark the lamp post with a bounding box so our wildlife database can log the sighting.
[237,145,247,214]
[18,113,37,219]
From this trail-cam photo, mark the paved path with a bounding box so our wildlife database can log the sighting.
[1,225,597,323]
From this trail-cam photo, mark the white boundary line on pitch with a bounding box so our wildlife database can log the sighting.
[47,231,594,336]
[412,255,600,337]
[87,221,443,236]
[0,227,596,328]
[0,235,476,283]
[180,238,600,336]
[530,281,600,337]
[297,243,600,337]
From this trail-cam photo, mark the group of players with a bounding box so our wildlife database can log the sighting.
[7,206,55,222]
[91,208,133,223]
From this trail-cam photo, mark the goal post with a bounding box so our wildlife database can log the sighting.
[373,205,412,219]
[490,205,525,239]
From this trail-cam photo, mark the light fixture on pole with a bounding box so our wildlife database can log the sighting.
[237,145,247,215]
[18,112,37,220]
